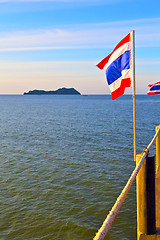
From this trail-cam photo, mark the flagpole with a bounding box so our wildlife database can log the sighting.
[132,30,136,162]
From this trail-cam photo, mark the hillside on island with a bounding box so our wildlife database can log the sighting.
[24,88,81,95]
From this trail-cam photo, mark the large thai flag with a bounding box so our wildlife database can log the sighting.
[97,33,132,100]
[147,82,160,95]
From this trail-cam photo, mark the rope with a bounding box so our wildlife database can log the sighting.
[93,126,160,240]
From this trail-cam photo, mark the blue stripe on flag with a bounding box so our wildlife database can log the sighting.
[106,50,130,85]
[150,85,160,91]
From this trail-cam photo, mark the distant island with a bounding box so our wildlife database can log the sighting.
[24,87,81,95]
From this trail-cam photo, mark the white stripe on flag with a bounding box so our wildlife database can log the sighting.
[103,42,131,71]
[108,69,131,92]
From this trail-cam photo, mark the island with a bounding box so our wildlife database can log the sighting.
[24,87,81,95]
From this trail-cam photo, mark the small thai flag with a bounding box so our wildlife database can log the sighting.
[147,82,160,95]
[97,33,132,100]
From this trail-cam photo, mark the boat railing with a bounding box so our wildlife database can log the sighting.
[93,125,160,240]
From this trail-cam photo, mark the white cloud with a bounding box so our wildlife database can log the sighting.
[0,60,96,71]
[0,60,105,94]
[0,17,159,52]
[0,0,121,2]
[0,59,159,94]
[0,59,159,72]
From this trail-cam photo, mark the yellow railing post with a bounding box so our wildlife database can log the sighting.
[156,125,160,175]
[136,153,147,240]
[136,153,156,240]
[156,125,160,229]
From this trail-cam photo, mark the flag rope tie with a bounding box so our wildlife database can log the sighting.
[143,148,148,153]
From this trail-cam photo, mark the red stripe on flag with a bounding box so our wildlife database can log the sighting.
[96,33,131,70]
[111,78,131,100]
[96,53,112,70]
[147,92,160,95]
[148,81,160,87]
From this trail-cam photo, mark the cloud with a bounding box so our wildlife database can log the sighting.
[0,60,96,71]
[0,60,105,94]
[0,17,159,52]
[0,59,159,74]
[0,59,159,95]
[0,0,121,2]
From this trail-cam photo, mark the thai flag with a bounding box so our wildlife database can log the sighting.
[97,33,132,100]
[147,82,160,95]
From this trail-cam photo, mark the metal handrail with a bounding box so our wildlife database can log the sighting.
[93,126,160,240]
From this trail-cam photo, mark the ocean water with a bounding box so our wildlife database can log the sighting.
[0,94,160,240]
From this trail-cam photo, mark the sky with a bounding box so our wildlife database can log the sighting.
[0,0,160,95]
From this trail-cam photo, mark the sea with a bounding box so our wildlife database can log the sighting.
[0,94,160,240]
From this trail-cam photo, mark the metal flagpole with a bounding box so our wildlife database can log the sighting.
[131,30,136,162]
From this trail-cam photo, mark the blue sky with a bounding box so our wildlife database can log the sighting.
[0,0,160,94]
